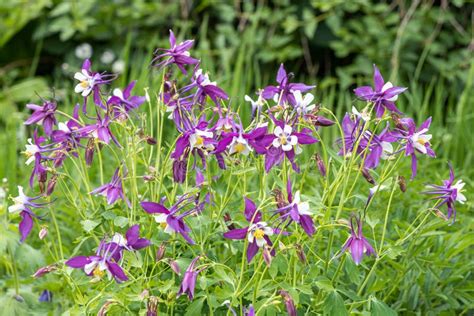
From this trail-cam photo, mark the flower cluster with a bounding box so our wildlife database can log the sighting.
[11,29,467,314]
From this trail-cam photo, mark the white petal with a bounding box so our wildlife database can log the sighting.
[288,135,298,146]
[303,93,314,105]
[84,261,97,275]
[293,191,301,204]
[272,138,281,148]
[282,143,293,151]
[74,72,87,81]
[113,88,124,99]
[283,125,292,135]
[154,213,167,223]
[74,84,85,93]
[414,142,427,154]
[298,202,311,215]
[263,227,273,236]
[256,237,266,248]
[273,126,283,137]
[381,82,393,92]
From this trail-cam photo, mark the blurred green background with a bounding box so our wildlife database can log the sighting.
[0,0,472,185]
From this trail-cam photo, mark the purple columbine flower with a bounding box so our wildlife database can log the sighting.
[177,256,204,300]
[108,225,151,261]
[223,197,276,263]
[107,81,146,118]
[363,124,397,170]
[262,64,315,106]
[183,68,229,105]
[76,113,120,146]
[66,240,129,283]
[259,121,317,172]
[74,59,115,110]
[91,167,131,207]
[151,29,199,74]
[38,290,53,303]
[354,64,407,118]
[423,163,466,223]
[340,215,376,265]
[141,193,204,244]
[214,124,269,158]
[177,256,205,300]
[274,180,315,236]
[396,117,435,179]
[8,186,45,242]
[23,132,49,188]
[24,100,57,136]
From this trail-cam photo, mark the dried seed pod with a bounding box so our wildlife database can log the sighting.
[46,174,58,196]
[39,226,48,240]
[295,243,307,264]
[271,188,286,208]
[223,213,235,230]
[263,246,272,267]
[315,153,327,177]
[156,243,166,261]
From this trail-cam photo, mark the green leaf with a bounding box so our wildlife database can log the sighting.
[185,297,205,316]
[371,297,397,316]
[81,219,100,233]
[114,216,128,228]
[323,291,348,316]
[315,276,334,292]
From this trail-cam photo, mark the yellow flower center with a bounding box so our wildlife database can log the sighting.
[195,135,204,147]
[234,142,246,153]
[279,135,288,145]
[253,229,265,239]
[417,138,428,146]
[93,266,105,279]
[80,80,89,88]
[160,222,167,229]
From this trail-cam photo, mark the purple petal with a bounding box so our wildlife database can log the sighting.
[126,225,140,245]
[373,64,384,92]
[244,197,260,222]
[276,64,287,83]
[107,261,128,282]
[66,256,91,268]
[141,201,169,214]
[19,211,33,242]
[223,228,248,239]
[354,86,375,99]
[294,132,317,145]
[246,242,259,263]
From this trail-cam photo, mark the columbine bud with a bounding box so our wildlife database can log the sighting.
[156,243,166,261]
[85,138,95,166]
[315,153,327,177]
[169,260,180,275]
[278,290,297,316]
[263,246,272,267]
[143,175,155,182]
[146,136,157,145]
[337,218,350,227]
[223,213,235,230]
[33,264,58,278]
[295,244,307,264]
[272,189,286,208]
[39,171,47,194]
[391,113,405,130]
[313,115,335,127]
[431,208,448,221]
[147,296,158,316]
[398,175,407,193]
[361,167,375,185]
[46,174,58,196]
[140,289,150,300]
[39,226,48,240]
[98,300,115,316]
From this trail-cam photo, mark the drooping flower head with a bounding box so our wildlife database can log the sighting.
[24,100,57,136]
[177,256,206,300]
[151,30,199,74]
[423,162,467,223]
[108,225,151,261]
[340,215,376,265]
[91,167,130,207]
[107,80,146,119]
[223,197,276,263]
[8,185,46,242]
[354,64,407,118]
[273,180,315,236]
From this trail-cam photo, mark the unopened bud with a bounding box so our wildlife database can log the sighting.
[263,246,272,267]
[143,175,155,182]
[156,243,166,261]
[46,174,58,196]
[98,300,115,316]
[398,175,407,193]
[271,189,286,208]
[39,226,48,240]
[85,138,95,166]
[337,218,350,227]
[295,244,307,264]
[140,289,150,300]
[315,153,327,177]
[169,260,180,275]
[431,208,448,221]
[147,296,158,316]
[223,213,235,230]
[361,167,375,185]
[146,136,157,145]
[33,264,58,278]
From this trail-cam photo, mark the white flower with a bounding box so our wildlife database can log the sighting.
[8,186,28,213]
[24,138,40,165]
[154,214,175,234]
[247,222,274,248]
[452,180,467,203]
[381,82,398,102]
[74,70,96,96]
[292,191,311,216]
[229,135,252,155]
[100,50,115,64]
[293,91,315,115]
[380,141,394,160]
[272,125,297,152]
[75,43,93,59]
[112,60,125,73]
[410,128,432,154]
[189,129,214,151]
